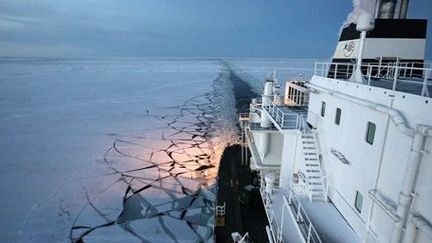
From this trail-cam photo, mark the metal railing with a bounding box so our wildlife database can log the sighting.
[244,124,263,167]
[314,62,432,97]
[299,115,309,133]
[265,104,307,130]
[261,176,323,243]
[239,113,250,121]
[297,169,314,203]
[216,202,226,217]
[248,122,279,132]
[249,97,263,111]
[286,189,322,243]
[252,98,262,106]
[308,127,328,201]
[323,176,329,203]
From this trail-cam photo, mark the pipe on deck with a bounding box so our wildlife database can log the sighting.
[403,214,432,243]
[391,130,426,243]
[307,83,415,137]
[266,225,275,243]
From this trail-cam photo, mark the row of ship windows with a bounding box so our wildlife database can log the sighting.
[320,101,376,145]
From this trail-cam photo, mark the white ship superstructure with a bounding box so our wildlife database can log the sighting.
[239,1,432,242]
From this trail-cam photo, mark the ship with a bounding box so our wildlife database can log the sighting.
[232,0,431,242]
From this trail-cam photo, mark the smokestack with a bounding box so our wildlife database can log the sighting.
[374,0,382,18]
[378,0,396,19]
[399,0,409,19]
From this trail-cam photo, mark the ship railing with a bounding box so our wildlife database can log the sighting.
[296,170,313,202]
[299,115,310,134]
[314,61,432,97]
[239,113,250,121]
[245,123,260,162]
[247,122,280,132]
[261,176,323,243]
[265,104,307,130]
[216,202,226,217]
[261,175,283,243]
[249,97,263,112]
[252,97,262,106]
[285,188,323,243]
[323,176,329,202]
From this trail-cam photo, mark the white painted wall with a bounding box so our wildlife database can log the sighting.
[333,39,426,60]
[279,133,299,185]
[268,132,284,165]
[308,75,432,242]
[251,131,283,165]
[308,89,384,236]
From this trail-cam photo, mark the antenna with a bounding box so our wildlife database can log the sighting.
[271,70,276,80]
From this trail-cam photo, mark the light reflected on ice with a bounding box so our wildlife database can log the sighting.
[0,58,316,242]
[70,72,239,242]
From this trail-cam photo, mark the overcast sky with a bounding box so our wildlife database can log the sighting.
[0,0,431,58]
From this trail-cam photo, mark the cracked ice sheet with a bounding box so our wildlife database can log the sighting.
[0,58,230,242]
[129,216,204,242]
[70,71,236,242]
[0,58,314,242]
[82,224,142,243]
[71,108,224,240]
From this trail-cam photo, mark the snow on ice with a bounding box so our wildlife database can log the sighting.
[0,58,315,242]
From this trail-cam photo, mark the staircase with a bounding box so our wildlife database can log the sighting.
[300,129,327,202]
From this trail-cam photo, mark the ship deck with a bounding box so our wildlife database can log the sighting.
[267,188,360,243]
[263,105,308,131]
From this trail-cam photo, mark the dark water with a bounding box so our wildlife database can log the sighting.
[216,64,269,243]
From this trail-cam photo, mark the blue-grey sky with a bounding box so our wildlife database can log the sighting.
[0,0,431,58]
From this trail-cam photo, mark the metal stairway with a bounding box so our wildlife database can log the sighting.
[300,130,327,202]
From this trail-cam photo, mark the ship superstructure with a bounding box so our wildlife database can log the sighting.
[239,1,432,242]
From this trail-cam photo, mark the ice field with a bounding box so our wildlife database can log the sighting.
[0,58,316,242]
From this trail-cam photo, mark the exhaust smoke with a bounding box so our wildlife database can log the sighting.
[344,0,376,26]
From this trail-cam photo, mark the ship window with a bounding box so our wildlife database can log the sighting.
[355,191,363,213]
[366,122,376,145]
[321,101,326,117]
[335,108,341,125]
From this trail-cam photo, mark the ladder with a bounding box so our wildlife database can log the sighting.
[300,129,327,202]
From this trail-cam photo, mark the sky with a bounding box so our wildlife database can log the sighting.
[0,0,431,59]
